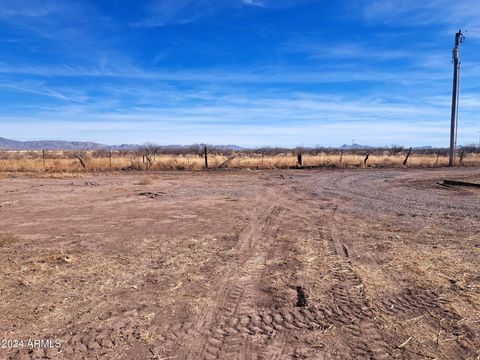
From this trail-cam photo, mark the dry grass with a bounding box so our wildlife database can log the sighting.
[0,233,17,247]
[0,151,479,173]
[138,176,154,185]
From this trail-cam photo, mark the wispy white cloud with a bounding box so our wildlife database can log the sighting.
[0,0,65,17]
[282,37,413,62]
[0,81,86,102]
[131,15,198,28]
[360,0,480,37]
[1,115,472,147]
[0,62,457,85]
[1,0,479,148]
[242,0,321,9]
[132,0,323,27]
[2,87,477,146]
[131,0,230,28]
[0,0,124,71]
[242,0,265,7]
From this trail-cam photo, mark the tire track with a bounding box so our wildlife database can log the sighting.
[325,207,391,358]
[9,187,288,360]
[196,200,289,360]
[380,287,444,318]
[9,312,143,359]
[148,187,290,359]
[377,286,479,357]
[250,183,393,358]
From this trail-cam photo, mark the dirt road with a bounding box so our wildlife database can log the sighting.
[1,168,479,359]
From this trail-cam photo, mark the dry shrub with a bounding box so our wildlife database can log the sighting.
[138,177,153,185]
[28,250,74,268]
[0,233,17,247]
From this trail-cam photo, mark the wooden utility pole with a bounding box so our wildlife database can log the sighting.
[449,30,465,166]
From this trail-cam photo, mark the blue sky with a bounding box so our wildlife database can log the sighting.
[0,0,479,147]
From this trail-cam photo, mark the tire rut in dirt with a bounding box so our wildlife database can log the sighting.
[196,203,289,359]
[9,191,289,360]
[248,188,392,358]
[158,190,290,359]
[378,287,479,357]
[10,311,144,359]
[326,209,392,358]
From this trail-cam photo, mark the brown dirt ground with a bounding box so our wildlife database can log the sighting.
[0,168,479,360]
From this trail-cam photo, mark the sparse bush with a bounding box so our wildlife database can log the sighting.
[388,144,404,155]
[138,177,153,185]
[0,233,17,247]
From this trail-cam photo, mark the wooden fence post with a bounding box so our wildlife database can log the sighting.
[42,149,46,170]
[403,147,412,166]
[74,154,86,169]
[339,150,343,163]
[144,149,152,167]
[459,149,465,164]
[297,153,302,166]
[364,153,369,164]
[204,146,208,169]
[109,149,112,169]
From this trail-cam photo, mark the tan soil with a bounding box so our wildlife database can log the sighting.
[0,168,479,359]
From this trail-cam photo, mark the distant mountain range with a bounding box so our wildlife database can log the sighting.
[0,137,441,151]
[339,144,434,150]
[339,143,374,150]
[0,137,245,151]
[0,137,108,150]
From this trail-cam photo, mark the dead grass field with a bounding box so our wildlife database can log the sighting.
[1,150,479,172]
[1,168,479,359]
